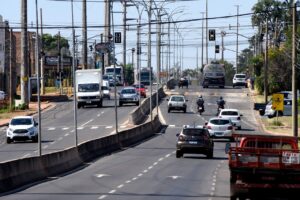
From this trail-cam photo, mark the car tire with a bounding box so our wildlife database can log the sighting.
[136,102,139,106]
[119,102,123,107]
[77,103,81,109]
[176,150,183,158]
[32,136,38,143]
[6,138,12,144]
[238,126,241,130]
[207,150,213,159]
[168,108,171,113]
[183,108,186,113]
[230,137,235,142]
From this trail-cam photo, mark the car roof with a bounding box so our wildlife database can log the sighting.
[220,109,239,112]
[209,117,231,121]
[122,87,135,90]
[234,73,246,76]
[12,116,33,119]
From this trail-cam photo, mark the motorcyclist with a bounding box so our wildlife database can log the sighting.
[217,96,225,109]
[197,95,205,111]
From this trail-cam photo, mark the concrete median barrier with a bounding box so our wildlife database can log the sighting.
[0,115,161,193]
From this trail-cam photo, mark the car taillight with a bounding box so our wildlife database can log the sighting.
[237,117,240,120]
[178,135,185,141]
[228,126,232,130]
[207,126,211,129]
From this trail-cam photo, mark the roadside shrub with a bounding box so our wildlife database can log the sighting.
[270,119,283,127]
[16,103,27,110]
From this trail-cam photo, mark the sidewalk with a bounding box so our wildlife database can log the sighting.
[0,102,54,127]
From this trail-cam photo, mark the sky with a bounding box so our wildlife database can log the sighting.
[0,0,259,71]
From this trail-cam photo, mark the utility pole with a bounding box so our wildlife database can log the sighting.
[201,12,204,73]
[167,17,171,81]
[123,0,127,76]
[104,0,111,66]
[235,5,239,74]
[264,21,268,104]
[156,14,162,85]
[292,1,298,137]
[206,0,208,64]
[57,31,61,94]
[40,8,45,95]
[82,0,87,69]
[9,29,14,111]
[147,0,153,121]
[221,31,226,62]
[21,0,29,107]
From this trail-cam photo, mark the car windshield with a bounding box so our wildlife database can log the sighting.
[101,86,109,90]
[171,96,184,102]
[210,119,230,125]
[78,84,99,92]
[221,111,238,116]
[11,118,32,125]
[183,129,205,136]
[236,75,246,78]
[121,89,136,94]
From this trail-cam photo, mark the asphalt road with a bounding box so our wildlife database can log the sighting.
[0,86,152,162]
[0,84,270,200]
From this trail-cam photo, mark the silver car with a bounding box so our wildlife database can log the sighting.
[118,87,140,106]
[206,118,235,141]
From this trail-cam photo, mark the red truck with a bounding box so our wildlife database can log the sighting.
[227,134,300,200]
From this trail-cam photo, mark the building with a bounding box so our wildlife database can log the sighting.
[0,15,9,92]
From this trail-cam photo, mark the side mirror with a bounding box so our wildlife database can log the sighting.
[166,99,169,101]
[204,121,208,126]
[225,143,231,154]
[176,133,179,137]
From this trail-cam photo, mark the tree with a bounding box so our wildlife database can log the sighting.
[124,64,134,85]
[42,33,70,56]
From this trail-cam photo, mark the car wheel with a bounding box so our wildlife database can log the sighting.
[136,102,139,106]
[77,103,81,109]
[176,150,182,158]
[238,126,241,130]
[168,108,171,113]
[230,137,235,142]
[6,138,12,144]
[119,102,122,107]
[207,150,213,159]
[32,136,38,143]
[183,108,186,113]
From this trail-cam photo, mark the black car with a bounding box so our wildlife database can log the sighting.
[176,126,214,158]
[178,78,189,88]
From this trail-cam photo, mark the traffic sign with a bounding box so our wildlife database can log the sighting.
[272,93,284,111]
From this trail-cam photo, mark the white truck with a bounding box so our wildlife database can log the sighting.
[202,61,225,88]
[76,69,103,108]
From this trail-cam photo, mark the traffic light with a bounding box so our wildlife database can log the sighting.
[115,32,121,43]
[209,29,216,41]
[215,45,220,53]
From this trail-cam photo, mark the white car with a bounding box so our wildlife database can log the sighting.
[264,99,292,118]
[6,116,38,143]
[206,118,235,141]
[232,74,247,88]
[218,109,242,130]
[167,95,187,113]
[0,91,6,100]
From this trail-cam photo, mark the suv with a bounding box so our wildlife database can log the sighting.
[118,87,140,106]
[176,125,214,158]
[6,116,38,143]
[232,74,247,88]
[167,95,187,113]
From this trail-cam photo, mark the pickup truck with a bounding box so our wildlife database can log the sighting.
[227,134,300,200]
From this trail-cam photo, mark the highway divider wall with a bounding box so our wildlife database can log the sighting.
[0,115,161,193]
[129,87,166,125]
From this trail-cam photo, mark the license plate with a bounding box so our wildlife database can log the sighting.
[87,101,92,104]
[215,132,223,136]
[189,141,197,144]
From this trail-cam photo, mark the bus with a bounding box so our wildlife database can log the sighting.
[104,65,124,86]
[137,67,153,86]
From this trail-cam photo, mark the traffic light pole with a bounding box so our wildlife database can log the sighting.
[292,2,298,137]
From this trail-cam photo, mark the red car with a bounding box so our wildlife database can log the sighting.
[132,84,147,98]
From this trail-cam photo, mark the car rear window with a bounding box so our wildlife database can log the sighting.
[235,74,246,78]
[121,89,136,94]
[171,96,184,102]
[221,111,238,116]
[210,119,230,125]
[183,129,206,136]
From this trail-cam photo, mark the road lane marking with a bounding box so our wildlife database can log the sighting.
[148,166,153,169]
[143,170,148,173]
[22,154,31,158]
[138,173,143,177]
[48,127,55,131]
[108,190,116,194]
[96,174,110,178]
[64,133,69,136]
[77,127,84,130]
[81,119,93,127]
[98,195,107,199]
[117,184,124,188]
[105,126,113,129]
[165,154,171,157]
[169,125,175,127]
[58,137,63,141]
[91,126,98,129]
[158,157,164,161]
[132,177,137,181]
[126,180,131,183]
[62,127,69,130]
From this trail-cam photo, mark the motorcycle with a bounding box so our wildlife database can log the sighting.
[217,102,225,115]
[198,105,205,115]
